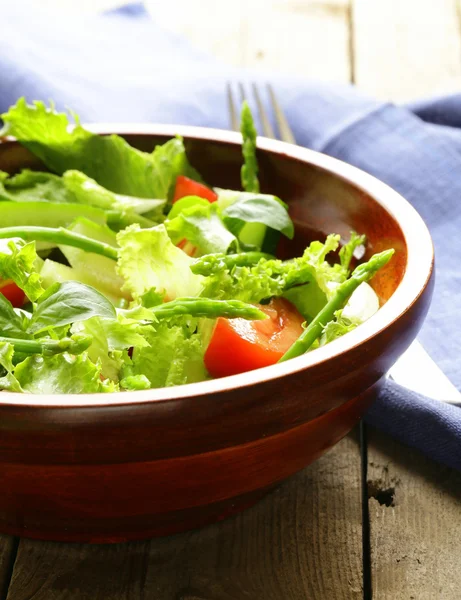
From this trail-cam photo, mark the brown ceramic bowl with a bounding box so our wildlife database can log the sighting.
[0,126,433,543]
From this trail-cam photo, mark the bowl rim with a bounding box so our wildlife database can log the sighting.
[0,124,434,409]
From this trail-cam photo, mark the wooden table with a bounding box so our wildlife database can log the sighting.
[2,1,461,598]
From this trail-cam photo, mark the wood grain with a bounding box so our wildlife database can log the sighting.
[5,435,362,600]
[242,0,352,82]
[367,427,461,599]
[352,0,461,101]
[0,536,16,600]
[144,0,352,82]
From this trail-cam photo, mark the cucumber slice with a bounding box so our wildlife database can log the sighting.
[0,201,106,228]
[40,259,121,305]
[0,201,107,251]
[238,222,267,250]
[58,218,128,300]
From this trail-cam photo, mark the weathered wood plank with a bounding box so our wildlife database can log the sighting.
[352,0,461,101]
[6,435,362,600]
[145,0,352,82]
[242,0,351,82]
[0,536,16,600]
[367,427,461,600]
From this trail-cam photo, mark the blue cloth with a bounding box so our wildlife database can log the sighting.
[2,3,461,469]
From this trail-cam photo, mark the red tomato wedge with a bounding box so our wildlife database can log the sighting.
[172,175,218,204]
[204,298,305,378]
[0,280,26,307]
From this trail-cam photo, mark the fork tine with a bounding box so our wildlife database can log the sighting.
[227,82,240,132]
[267,84,296,144]
[238,82,246,105]
[252,83,275,139]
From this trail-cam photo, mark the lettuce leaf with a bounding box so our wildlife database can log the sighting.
[198,234,343,308]
[72,316,152,381]
[339,231,366,273]
[116,224,204,300]
[0,238,44,300]
[0,342,23,392]
[63,170,165,220]
[1,99,197,199]
[14,352,115,394]
[129,322,207,388]
[166,202,238,255]
[0,170,71,203]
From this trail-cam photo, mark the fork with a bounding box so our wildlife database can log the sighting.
[227,81,461,405]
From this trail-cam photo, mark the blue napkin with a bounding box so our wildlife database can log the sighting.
[2,3,461,470]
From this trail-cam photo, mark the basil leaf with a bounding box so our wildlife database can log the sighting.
[28,281,116,334]
[223,195,294,239]
[0,295,27,338]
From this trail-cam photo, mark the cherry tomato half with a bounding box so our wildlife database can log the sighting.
[172,175,218,204]
[204,298,305,378]
[0,280,26,307]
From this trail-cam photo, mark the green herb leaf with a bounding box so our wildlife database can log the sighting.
[29,281,116,334]
[223,195,294,239]
[0,293,28,338]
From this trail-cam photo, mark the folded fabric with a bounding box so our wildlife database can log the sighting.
[1,2,461,470]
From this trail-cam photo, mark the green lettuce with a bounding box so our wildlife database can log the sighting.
[116,224,204,300]
[14,352,116,394]
[197,234,344,310]
[0,342,23,392]
[0,238,44,300]
[72,316,152,381]
[166,201,238,255]
[0,170,71,203]
[128,322,207,388]
[1,98,198,199]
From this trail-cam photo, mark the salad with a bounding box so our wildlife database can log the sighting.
[0,99,393,394]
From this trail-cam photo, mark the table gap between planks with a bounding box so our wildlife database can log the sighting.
[2,1,461,599]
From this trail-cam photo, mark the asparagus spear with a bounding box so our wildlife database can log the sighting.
[0,227,118,260]
[0,334,92,356]
[149,297,267,320]
[241,100,260,193]
[279,249,394,362]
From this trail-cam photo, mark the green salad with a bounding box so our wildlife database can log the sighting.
[0,98,393,394]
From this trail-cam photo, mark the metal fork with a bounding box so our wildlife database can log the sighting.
[227,81,461,405]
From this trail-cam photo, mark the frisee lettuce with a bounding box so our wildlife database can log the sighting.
[0,238,44,301]
[116,224,204,300]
